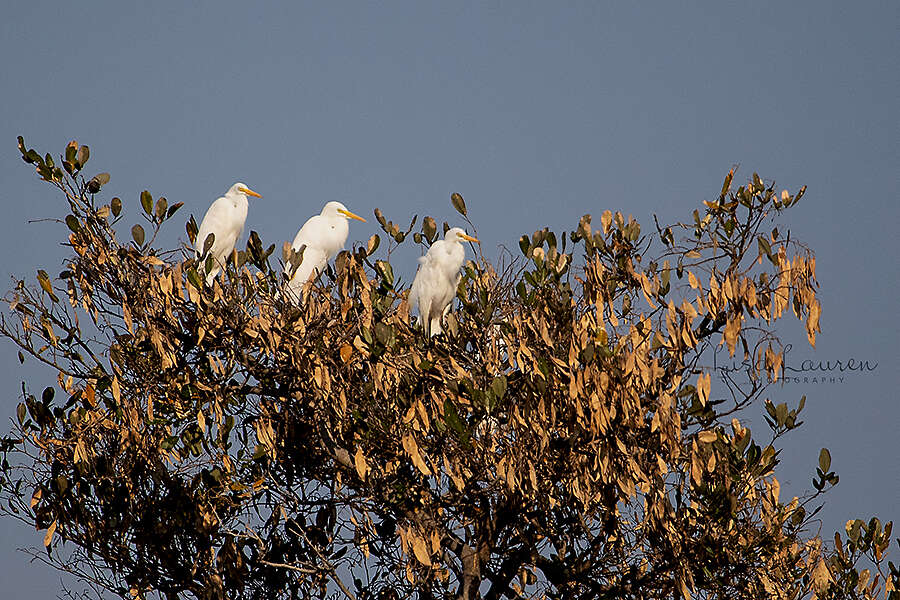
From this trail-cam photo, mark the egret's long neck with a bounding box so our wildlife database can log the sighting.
[444,241,465,274]
[232,196,249,228]
[324,218,350,257]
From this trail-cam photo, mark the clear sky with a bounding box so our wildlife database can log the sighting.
[1,2,897,595]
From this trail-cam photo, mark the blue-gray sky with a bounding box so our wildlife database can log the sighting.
[1,2,897,595]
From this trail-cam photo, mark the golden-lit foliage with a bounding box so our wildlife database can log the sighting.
[0,138,895,600]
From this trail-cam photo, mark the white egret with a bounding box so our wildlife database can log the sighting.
[285,201,367,301]
[195,182,262,284]
[409,227,479,336]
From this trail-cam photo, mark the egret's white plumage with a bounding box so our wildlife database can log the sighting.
[195,182,262,284]
[409,227,479,336]
[285,201,366,301]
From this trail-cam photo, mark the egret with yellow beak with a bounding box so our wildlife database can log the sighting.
[195,182,262,284]
[409,227,479,336]
[285,201,366,302]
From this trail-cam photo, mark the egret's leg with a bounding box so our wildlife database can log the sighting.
[429,316,442,337]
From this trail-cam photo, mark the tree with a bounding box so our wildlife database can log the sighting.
[1,137,895,600]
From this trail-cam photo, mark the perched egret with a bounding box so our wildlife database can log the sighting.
[409,227,479,336]
[285,201,367,301]
[195,182,262,284]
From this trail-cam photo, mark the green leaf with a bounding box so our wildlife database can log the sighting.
[155,197,168,220]
[186,268,203,290]
[247,230,263,258]
[423,216,437,242]
[757,236,776,265]
[724,219,735,237]
[818,448,831,472]
[140,190,153,215]
[519,235,530,256]
[443,399,466,434]
[36,270,56,300]
[111,197,122,217]
[633,222,642,240]
[87,172,110,193]
[490,375,507,401]
[847,519,862,543]
[720,169,734,199]
[285,243,305,269]
[65,141,78,163]
[451,192,467,216]
[374,323,396,348]
[75,144,89,168]
[166,202,184,219]
[375,260,394,286]
[752,172,763,190]
[65,215,80,233]
[131,224,145,246]
[775,402,788,426]
[186,216,199,244]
